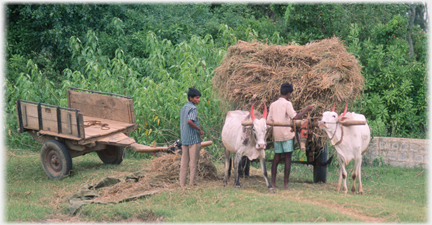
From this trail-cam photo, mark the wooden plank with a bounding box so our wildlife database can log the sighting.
[20,103,39,130]
[41,118,58,133]
[67,89,71,108]
[78,113,85,138]
[68,90,135,123]
[130,143,170,153]
[96,132,136,147]
[41,106,58,133]
[58,110,80,137]
[128,101,136,124]
[38,130,82,140]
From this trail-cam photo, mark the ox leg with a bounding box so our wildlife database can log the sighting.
[336,154,343,192]
[354,156,364,194]
[233,153,242,188]
[336,154,348,193]
[223,149,230,186]
[260,157,274,193]
[351,170,357,194]
[341,164,348,194]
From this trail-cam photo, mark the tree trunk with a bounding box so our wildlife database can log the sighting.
[407,4,416,59]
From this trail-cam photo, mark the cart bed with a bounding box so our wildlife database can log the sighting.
[16,88,138,144]
[82,116,135,139]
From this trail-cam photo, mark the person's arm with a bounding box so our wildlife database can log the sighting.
[293,104,315,120]
[187,119,204,137]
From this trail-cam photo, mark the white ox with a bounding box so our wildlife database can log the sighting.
[221,102,274,193]
[319,104,370,194]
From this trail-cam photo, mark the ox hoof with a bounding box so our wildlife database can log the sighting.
[268,188,275,193]
[235,185,241,189]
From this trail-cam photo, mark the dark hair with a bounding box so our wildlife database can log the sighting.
[280,83,293,95]
[187,87,201,100]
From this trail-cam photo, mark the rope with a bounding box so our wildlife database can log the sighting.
[84,120,110,130]
[327,122,343,145]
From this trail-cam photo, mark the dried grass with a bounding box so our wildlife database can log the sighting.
[213,37,364,115]
[92,149,218,203]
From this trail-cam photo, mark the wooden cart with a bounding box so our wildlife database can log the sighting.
[241,119,366,183]
[16,87,212,179]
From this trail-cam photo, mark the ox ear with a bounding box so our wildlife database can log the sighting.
[338,115,348,122]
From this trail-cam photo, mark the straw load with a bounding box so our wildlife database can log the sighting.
[212,37,364,116]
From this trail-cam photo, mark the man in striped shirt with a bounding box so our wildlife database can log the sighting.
[179,88,204,187]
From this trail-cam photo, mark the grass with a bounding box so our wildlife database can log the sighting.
[6,146,428,223]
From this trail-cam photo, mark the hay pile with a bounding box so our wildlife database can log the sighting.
[213,37,364,116]
[93,149,218,203]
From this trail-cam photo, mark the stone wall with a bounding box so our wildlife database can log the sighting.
[363,137,428,168]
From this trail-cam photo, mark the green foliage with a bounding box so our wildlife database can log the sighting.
[284,3,347,44]
[372,15,409,47]
[6,4,108,70]
[347,16,427,138]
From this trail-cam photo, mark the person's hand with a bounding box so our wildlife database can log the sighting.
[306,104,315,112]
[199,129,204,137]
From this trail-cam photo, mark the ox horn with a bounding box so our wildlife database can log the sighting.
[339,102,348,118]
[262,102,267,119]
[331,103,336,112]
[250,102,256,120]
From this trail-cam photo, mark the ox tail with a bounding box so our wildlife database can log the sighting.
[228,158,232,178]
[316,153,334,166]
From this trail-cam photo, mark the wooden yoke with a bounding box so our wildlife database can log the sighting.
[241,119,366,128]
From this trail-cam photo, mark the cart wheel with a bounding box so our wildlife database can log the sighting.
[313,143,328,183]
[239,156,250,177]
[97,145,125,165]
[40,139,73,179]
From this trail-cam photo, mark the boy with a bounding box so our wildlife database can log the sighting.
[179,87,204,187]
[268,83,314,190]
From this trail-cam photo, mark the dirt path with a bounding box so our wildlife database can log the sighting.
[238,168,386,223]
[289,195,385,223]
[239,186,384,223]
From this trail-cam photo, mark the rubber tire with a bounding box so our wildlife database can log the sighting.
[40,139,73,180]
[313,143,328,183]
[239,156,250,177]
[97,145,125,165]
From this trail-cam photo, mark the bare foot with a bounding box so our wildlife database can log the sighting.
[283,185,293,190]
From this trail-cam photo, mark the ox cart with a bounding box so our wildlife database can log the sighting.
[241,118,365,183]
[16,87,212,179]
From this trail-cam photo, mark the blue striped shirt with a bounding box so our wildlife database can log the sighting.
[180,101,202,145]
